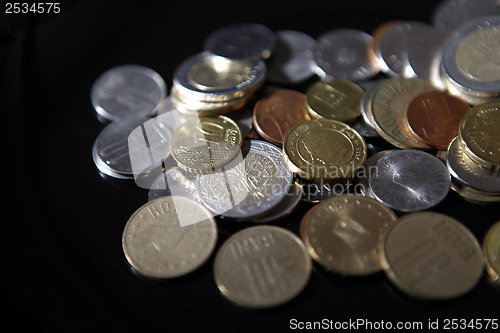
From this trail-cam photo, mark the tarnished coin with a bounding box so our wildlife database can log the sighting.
[170,115,242,173]
[91,64,166,123]
[253,89,309,146]
[382,212,483,300]
[369,150,451,212]
[203,23,276,61]
[302,195,397,276]
[483,221,500,282]
[213,225,311,308]
[306,79,364,123]
[122,196,217,279]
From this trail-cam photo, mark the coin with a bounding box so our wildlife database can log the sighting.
[356,150,395,198]
[406,91,470,149]
[302,195,397,276]
[360,79,386,130]
[369,150,451,212]
[483,221,500,282]
[196,140,293,220]
[283,119,367,182]
[450,179,500,205]
[369,77,436,149]
[459,102,500,170]
[253,89,309,146]
[203,23,276,61]
[170,115,242,173]
[306,79,364,123]
[431,0,500,31]
[213,225,311,308]
[382,212,483,300]
[369,20,402,73]
[122,196,217,279]
[314,28,379,81]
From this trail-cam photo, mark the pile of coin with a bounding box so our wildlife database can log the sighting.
[89,0,500,309]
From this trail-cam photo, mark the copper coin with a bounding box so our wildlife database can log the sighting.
[406,91,470,150]
[253,89,309,145]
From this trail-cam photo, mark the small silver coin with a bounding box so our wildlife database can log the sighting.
[203,23,276,61]
[314,28,379,81]
[213,225,311,308]
[369,150,451,212]
[356,150,395,197]
[266,30,317,85]
[431,0,500,31]
[91,64,166,122]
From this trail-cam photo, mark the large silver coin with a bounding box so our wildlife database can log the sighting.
[431,0,500,31]
[369,150,451,212]
[266,30,317,85]
[314,28,379,81]
[91,64,166,122]
[203,23,276,61]
[122,196,217,279]
[197,140,293,220]
[213,225,311,308]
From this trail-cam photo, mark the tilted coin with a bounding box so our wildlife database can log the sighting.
[382,212,483,300]
[356,150,395,198]
[91,64,166,123]
[306,79,364,123]
[122,196,217,279]
[213,225,311,308]
[302,195,397,276]
[360,79,386,131]
[369,150,451,212]
[483,221,500,282]
[170,115,242,173]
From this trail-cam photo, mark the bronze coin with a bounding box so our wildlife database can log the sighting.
[253,89,310,145]
[406,91,470,149]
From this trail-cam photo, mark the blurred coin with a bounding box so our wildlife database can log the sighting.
[369,20,402,72]
[483,221,500,282]
[431,0,500,31]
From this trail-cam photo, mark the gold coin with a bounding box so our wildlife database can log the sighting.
[483,221,500,282]
[369,77,436,149]
[302,195,397,276]
[459,102,500,171]
[306,79,364,123]
[170,115,242,173]
[283,119,367,182]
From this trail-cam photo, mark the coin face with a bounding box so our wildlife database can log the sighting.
[369,150,451,212]
[122,196,217,279]
[382,212,483,300]
[483,221,500,282]
[406,91,470,149]
[170,115,242,173]
[213,225,311,308]
[306,79,364,123]
[302,195,397,275]
[253,89,309,145]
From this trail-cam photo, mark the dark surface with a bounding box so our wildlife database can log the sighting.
[4,0,500,332]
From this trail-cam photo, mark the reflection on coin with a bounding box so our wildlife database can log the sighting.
[382,212,483,300]
[302,195,397,276]
[91,64,166,122]
[369,150,451,212]
[483,221,500,282]
[122,196,217,279]
[213,225,311,308]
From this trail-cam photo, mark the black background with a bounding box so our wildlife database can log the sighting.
[4,0,500,332]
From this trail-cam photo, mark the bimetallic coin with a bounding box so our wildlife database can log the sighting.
[314,28,379,81]
[213,225,311,308]
[253,89,309,146]
[406,91,470,149]
[382,212,483,300]
[483,221,500,282]
[122,196,217,279]
[170,115,242,173]
[283,119,367,182]
[306,79,364,123]
[459,102,500,170]
[203,23,276,61]
[303,195,397,275]
[91,64,166,123]
[369,150,451,212]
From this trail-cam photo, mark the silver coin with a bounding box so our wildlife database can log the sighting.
[91,64,166,122]
[196,140,293,220]
[266,30,317,85]
[213,225,311,308]
[122,196,217,279]
[314,28,379,81]
[369,150,451,212]
[148,162,200,202]
[431,0,500,31]
[447,137,500,193]
[356,150,395,197]
[295,177,351,203]
[203,23,276,61]
[253,183,303,223]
